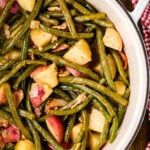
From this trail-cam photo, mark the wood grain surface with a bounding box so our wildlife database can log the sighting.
[120,0,150,149]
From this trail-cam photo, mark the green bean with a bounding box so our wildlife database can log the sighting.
[44,11,64,18]
[0,60,46,86]
[27,120,42,150]
[43,0,54,9]
[61,84,115,116]
[111,50,129,85]
[118,106,126,126]
[0,70,18,78]
[0,110,15,125]
[66,0,91,15]
[96,28,116,91]
[96,121,110,149]
[60,95,80,110]
[0,60,15,71]
[1,106,35,122]
[108,116,119,143]
[5,83,32,139]
[57,0,77,37]
[0,29,6,47]
[45,9,77,18]
[93,99,112,122]
[19,7,28,18]
[39,96,92,121]
[2,0,43,54]
[67,84,115,117]
[32,120,64,150]
[60,85,81,93]
[39,15,59,26]
[75,12,105,22]
[59,77,128,106]
[0,0,14,28]
[99,78,106,85]
[64,114,76,142]
[26,82,32,112]
[81,110,88,150]
[118,89,130,125]
[5,143,14,150]
[49,1,59,6]
[42,37,66,52]
[40,24,94,39]
[10,17,25,32]
[94,19,114,28]
[8,13,21,25]
[66,0,113,27]
[13,65,36,90]
[84,23,96,33]
[10,24,23,38]
[30,50,100,81]
[18,109,35,120]
[21,31,30,60]
[72,143,81,150]
[74,129,84,144]
[54,88,71,101]
[77,0,97,12]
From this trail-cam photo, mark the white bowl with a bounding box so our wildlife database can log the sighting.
[86,0,149,149]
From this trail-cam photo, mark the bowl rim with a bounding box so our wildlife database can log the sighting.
[116,1,149,149]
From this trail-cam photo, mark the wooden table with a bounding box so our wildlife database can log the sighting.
[121,0,150,149]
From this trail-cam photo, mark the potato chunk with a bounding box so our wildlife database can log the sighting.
[115,81,126,96]
[89,108,105,133]
[89,132,100,150]
[103,28,123,51]
[63,39,92,65]
[30,29,53,49]
[30,63,58,88]
[15,140,35,150]
[17,0,35,12]
[71,123,83,143]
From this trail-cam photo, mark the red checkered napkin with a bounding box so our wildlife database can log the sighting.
[131,0,150,149]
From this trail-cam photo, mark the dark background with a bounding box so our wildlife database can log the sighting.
[120,0,150,149]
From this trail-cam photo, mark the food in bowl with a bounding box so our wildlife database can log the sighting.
[0,0,130,149]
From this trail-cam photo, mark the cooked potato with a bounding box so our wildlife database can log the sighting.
[30,29,53,49]
[71,123,83,143]
[17,0,35,12]
[89,132,100,150]
[63,39,92,65]
[4,49,21,60]
[89,108,105,133]
[107,54,117,79]
[30,63,58,88]
[30,20,40,29]
[15,140,35,150]
[103,28,123,51]
[115,81,126,96]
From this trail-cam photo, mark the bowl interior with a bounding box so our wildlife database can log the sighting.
[86,0,148,149]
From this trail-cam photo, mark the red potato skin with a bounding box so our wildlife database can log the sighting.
[119,51,128,70]
[34,107,41,118]
[52,44,69,52]
[0,0,19,14]
[1,125,20,144]
[29,83,45,108]
[46,116,64,143]
[30,65,48,78]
